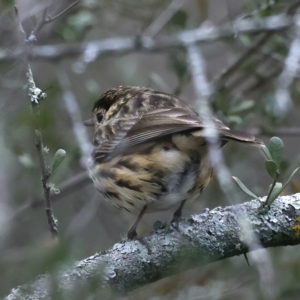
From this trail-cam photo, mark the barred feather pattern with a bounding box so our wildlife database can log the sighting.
[89,134,213,214]
[87,86,263,215]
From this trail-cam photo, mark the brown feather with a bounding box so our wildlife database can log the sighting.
[87,87,263,232]
[89,86,264,164]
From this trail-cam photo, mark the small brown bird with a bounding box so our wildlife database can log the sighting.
[85,86,262,245]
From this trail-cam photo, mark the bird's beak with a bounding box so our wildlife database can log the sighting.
[83,119,94,126]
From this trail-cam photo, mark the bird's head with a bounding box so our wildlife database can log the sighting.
[84,86,154,128]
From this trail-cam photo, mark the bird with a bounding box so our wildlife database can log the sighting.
[84,86,263,247]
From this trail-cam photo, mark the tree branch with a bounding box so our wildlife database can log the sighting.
[43,1,79,24]
[15,4,58,239]
[142,0,187,37]
[1,13,296,62]
[5,194,300,299]
[28,1,79,41]
[248,126,300,136]
[274,17,300,117]
[34,130,58,239]
[56,67,91,168]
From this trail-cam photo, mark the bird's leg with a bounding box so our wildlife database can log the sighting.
[243,253,250,267]
[127,205,147,239]
[127,205,151,253]
[171,199,186,229]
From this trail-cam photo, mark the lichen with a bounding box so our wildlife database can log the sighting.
[292,216,300,236]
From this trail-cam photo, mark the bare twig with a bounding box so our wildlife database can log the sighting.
[44,1,79,24]
[274,17,300,117]
[4,194,300,298]
[15,4,60,239]
[29,2,50,41]
[186,43,232,197]
[1,13,296,62]
[186,43,275,298]
[213,32,273,84]
[214,1,300,88]
[225,48,275,92]
[244,64,282,93]
[248,126,300,136]
[7,171,90,223]
[287,0,300,15]
[31,171,90,209]
[14,6,47,107]
[143,0,187,37]
[56,68,92,168]
[35,130,58,238]
[29,1,79,41]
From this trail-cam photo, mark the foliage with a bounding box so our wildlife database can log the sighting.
[233,137,299,207]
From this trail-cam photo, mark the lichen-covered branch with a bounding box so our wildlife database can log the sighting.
[34,130,58,239]
[5,194,300,299]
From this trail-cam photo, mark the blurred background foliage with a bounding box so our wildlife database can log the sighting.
[0,0,300,299]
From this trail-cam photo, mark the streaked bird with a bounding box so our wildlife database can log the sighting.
[85,86,263,246]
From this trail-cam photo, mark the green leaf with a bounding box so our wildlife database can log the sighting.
[229,100,255,114]
[35,129,41,139]
[2,0,13,5]
[269,137,284,168]
[171,10,188,28]
[261,145,273,161]
[265,160,278,178]
[239,34,252,47]
[51,149,66,173]
[278,168,300,195]
[170,53,187,79]
[227,115,242,125]
[232,176,259,199]
[268,182,283,205]
[149,73,170,92]
[267,168,299,206]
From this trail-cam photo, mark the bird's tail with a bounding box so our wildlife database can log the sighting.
[219,129,264,145]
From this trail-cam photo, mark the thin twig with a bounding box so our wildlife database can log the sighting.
[213,32,273,84]
[35,130,58,238]
[31,171,90,208]
[29,1,79,41]
[244,65,282,93]
[44,1,79,24]
[7,172,90,223]
[143,0,187,37]
[185,43,275,298]
[29,3,49,40]
[248,126,300,136]
[15,4,59,239]
[56,67,92,168]
[225,47,275,92]
[186,44,232,196]
[1,13,296,62]
[274,17,300,117]
[212,0,300,89]
[14,6,47,107]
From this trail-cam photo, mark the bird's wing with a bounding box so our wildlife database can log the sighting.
[120,107,227,146]
[93,107,234,162]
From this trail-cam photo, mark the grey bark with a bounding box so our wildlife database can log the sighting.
[5,194,300,299]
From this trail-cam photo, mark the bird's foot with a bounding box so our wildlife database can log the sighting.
[170,213,182,231]
[127,228,151,254]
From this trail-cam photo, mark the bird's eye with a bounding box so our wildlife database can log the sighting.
[96,113,103,123]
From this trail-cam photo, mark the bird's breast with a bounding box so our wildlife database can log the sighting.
[89,134,213,214]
